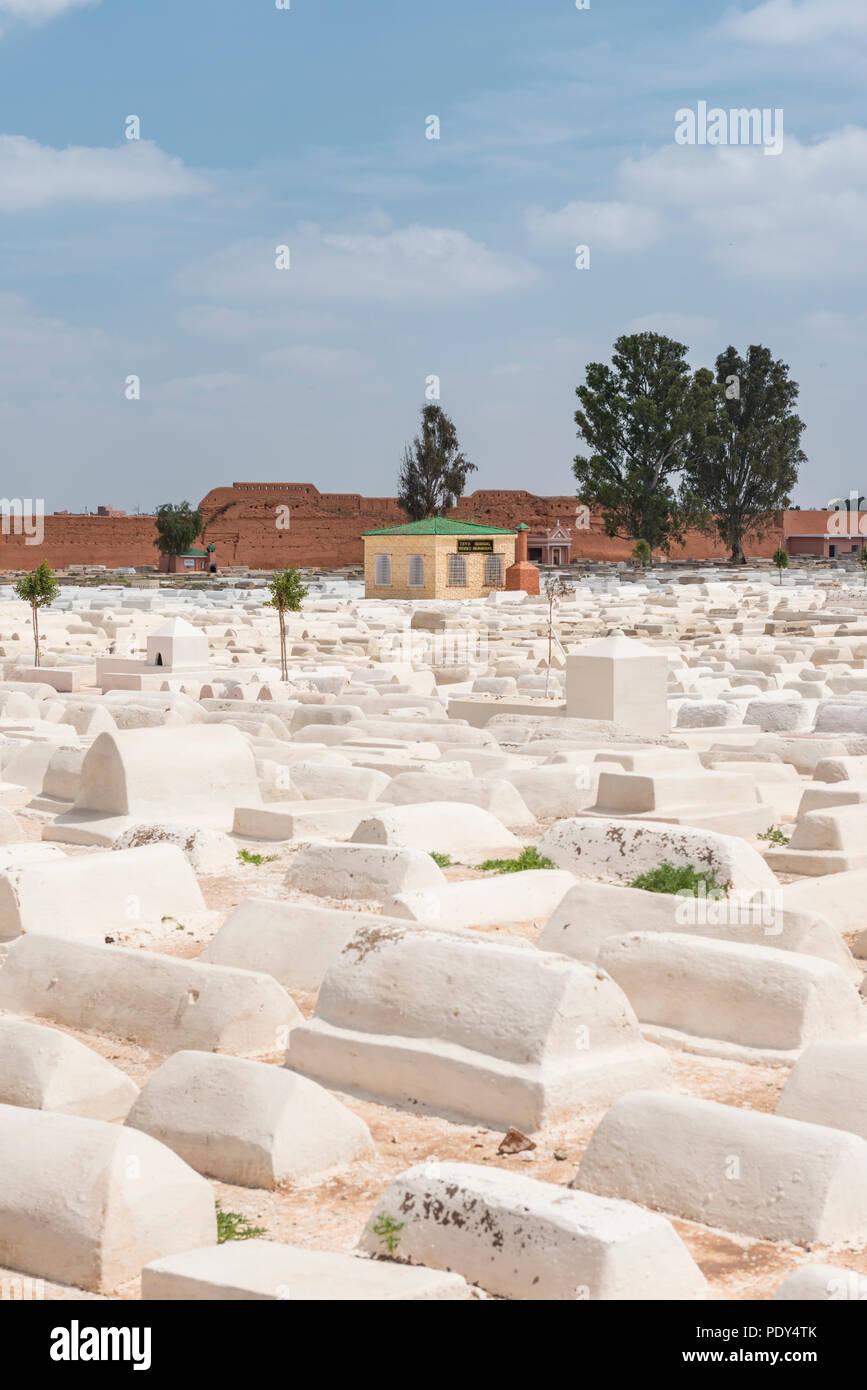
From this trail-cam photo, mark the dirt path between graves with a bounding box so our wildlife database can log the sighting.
[5,845,867,1304]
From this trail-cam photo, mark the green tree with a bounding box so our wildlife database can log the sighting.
[859,547,867,584]
[772,546,789,583]
[14,561,60,667]
[684,345,805,564]
[397,404,477,521]
[154,501,203,560]
[265,566,308,681]
[573,332,716,554]
[631,538,652,569]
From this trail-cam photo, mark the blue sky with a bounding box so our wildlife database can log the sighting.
[0,0,865,511]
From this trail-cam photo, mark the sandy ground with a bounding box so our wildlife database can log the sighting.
[3,819,867,1303]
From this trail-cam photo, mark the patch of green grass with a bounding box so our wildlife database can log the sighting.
[371,1213,404,1256]
[629,863,727,896]
[478,846,556,874]
[216,1202,267,1244]
[757,826,790,845]
[429,851,452,867]
[237,848,278,865]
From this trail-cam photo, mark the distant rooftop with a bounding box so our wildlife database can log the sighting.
[362,517,516,537]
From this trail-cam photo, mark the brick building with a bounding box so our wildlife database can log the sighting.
[363,518,516,599]
[784,510,867,559]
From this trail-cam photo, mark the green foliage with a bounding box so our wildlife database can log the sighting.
[772,547,790,582]
[215,1202,267,1244]
[757,826,790,845]
[371,1214,404,1256]
[429,851,452,867]
[631,538,652,568]
[237,849,278,865]
[266,566,308,682]
[265,566,308,613]
[629,863,727,896]
[859,547,867,581]
[478,846,556,873]
[573,332,716,554]
[397,403,477,520]
[153,501,202,557]
[682,345,805,563]
[14,561,60,668]
[14,560,59,608]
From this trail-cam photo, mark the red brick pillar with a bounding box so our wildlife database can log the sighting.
[505,522,540,595]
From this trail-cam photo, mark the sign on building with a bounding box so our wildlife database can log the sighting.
[456,538,494,553]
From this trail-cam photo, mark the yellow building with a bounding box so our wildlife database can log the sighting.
[363,517,517,600]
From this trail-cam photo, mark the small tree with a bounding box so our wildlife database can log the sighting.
[772,546,789,584]
[631,538,652,569]
[859,547,867,585]
[265,566,308,681]
[14,561,60,667]
[154,501,202,560]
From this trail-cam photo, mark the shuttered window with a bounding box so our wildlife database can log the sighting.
[485,553,504,586]
[407,554,425,587]
[447,553,467,586]
[374,553,391,586]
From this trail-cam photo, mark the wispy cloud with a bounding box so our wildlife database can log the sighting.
[719,0,867,45]
[624,314,720,344]
[259,343,372,374]
[0,0,97,24]
[526,200,664,252]
[526,126,867,281]
[182,223,538,307]
[0,135,207,210]
[620,127,867,279]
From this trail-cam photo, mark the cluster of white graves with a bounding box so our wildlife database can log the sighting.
[2,567,867,1299]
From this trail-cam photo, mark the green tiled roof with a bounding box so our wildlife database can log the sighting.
[180,548,208,556]
[363,517,516,537]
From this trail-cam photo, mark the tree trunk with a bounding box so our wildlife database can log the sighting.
[730,538,745,564]
[278,608,287,682]
[32,602,39,667]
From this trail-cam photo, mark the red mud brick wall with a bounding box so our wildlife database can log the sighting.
[0,483,789,571]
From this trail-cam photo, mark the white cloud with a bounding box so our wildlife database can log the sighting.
[158,373,251,401]
[0,292,108,394]
[719,0,867,44]
[525,200,664,252]
[620,127,867,278]
[624,314,720,342]
[0,136,206,210]
[260,344,371,374]
[802,310,867,345]
[527,127,867,282]
[176,303,350,342]
[0,0,96,26]
[183,223,538,306]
